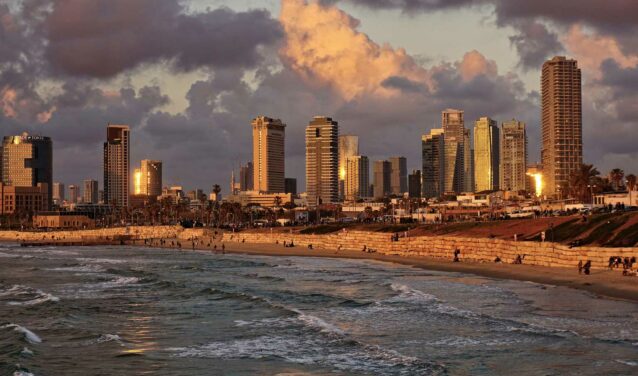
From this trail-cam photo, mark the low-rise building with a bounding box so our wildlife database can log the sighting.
[226,191,292,208]
[0,183,48,215]
[593,191,638,207]
[33,212,95,229]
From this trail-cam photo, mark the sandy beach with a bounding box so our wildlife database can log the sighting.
[129,237,638,303]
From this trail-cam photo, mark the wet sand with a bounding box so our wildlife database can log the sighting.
[130,238,638,303]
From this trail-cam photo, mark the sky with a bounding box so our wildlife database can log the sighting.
[1,0,637,192]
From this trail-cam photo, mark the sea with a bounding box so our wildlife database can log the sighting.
[0,244,637,376]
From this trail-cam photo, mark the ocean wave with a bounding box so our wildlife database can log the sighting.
[48,264,105,273]
[1,285,60,306]
[168,334,444,375]
[96,334,124,345]
[76,257,126,264]
[2,324,42,344]
[91,277,140,289]
[387,282,438,304]
[615,360,638,367]
[21,347,34,356]
[13,371,35,376]
[0,251,21,258]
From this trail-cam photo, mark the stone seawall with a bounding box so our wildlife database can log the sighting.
[2,226,636,270]
[230,231,638,270]
[0,226,209,243]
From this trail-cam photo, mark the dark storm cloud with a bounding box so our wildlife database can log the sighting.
[508,21,563,70]
[381,76,428,94]
[45,0,283,77]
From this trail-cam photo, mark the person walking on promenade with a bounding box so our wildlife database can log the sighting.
[583,260,592,275]
[578,260,583,274]
[453,249,460,262]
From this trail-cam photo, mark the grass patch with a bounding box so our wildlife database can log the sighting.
[580,215,629,245]
[299,225,347,235]
[549,218,581,242]
[605,222,638,247]
[374,225,413,233]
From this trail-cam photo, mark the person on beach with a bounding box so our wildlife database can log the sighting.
[494,256,501,263]
[608,256,615,270]
[453,249,460,262]
[583,260,592,275]
[308,244,313,250]
[578,260,583,274]
[362,245,367,252]
[221,243,225,252]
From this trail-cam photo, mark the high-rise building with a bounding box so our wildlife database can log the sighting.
[408,170,422,198]
[373,160,391,199]
[52,182,65,203]
[306,116,339,205]
[500,119,528,192]
[285,178,297,195]
[345,155,369,202]
[338,135,359,200]
[422,128,444,198]
[138,160,162,197]
[83,179,99,204]
[104,124,130,207]
[388,156,407,196]
[442,109,465,194]
[1,132,53,209]
[239,162,254,191]
[463,129,474,193]
[252,116,286,193]
[69,184,79,204]
[541,56,582,197]
[473,117,500,192]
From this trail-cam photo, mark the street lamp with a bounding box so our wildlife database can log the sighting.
[587,184,597,206]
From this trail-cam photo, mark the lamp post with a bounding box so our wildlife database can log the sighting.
[587,184,597,206]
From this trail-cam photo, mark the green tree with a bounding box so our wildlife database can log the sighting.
[568,164,600,202]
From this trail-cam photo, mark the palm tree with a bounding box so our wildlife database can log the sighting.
[568,164,600,202]
[627,174,637,191]
[609,168,625,191]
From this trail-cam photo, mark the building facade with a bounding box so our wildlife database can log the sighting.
[541,56,582,197]
[463,129,474,193]
[103,124,130,207]
[408,170,422,198]
[422,128,444,198]
[0,183,48,215]
[1,132,53,209]
[52,182,65,203]
[83,180,99,204]
[252,116,286,193]
[442,109,465,194]
[373,160,391,199]
[68,184,79,204]
[240,162,254,191]
[306,116,339,205]
[389,156,407,196]
[345,155,369,202]
[338,135,359,200]
[139,160,162,197]
[473,117,500,192]
[500,119,527,192]
[285,178,297,195]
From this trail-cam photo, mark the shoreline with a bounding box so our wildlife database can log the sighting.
[125,238,638,303]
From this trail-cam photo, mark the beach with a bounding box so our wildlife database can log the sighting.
[127,237,638,302]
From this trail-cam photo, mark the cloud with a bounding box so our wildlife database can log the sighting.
[562,25,638,78]
[279,0,430,100]
[458,50,497,81]
[45,0,283,77]
[508,21,563,70]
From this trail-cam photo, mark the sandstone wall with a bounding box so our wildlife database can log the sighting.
[229,230,638,270]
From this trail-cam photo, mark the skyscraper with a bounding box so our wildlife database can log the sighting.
[442,109,465,194]
[541,56,582,197]
[338,135,359,200]
[463,129,474,193]
[83,179,99,204]
[345,155,369,202]
[373,160,391,199]
[408,170,422,198]
[104,124,130,207]
[252,116,286,193]
[500,119,528,192]
[388,156,407,196]
[285,178,297,195]
[422,128,444,198]
[69,184,79,204]
[139,160,162,197]
[306,116,339,205]
[239,162,254,191]
[52,182,65,203]
[1,132,53,209]
[473,117,500,192]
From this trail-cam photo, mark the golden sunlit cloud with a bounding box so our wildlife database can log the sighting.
[562,25,638,78]
[279,0,431,100]
[458,50,498,82]
[0,86,18,118]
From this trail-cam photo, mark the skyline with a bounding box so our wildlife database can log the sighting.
[1,0,637,190]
